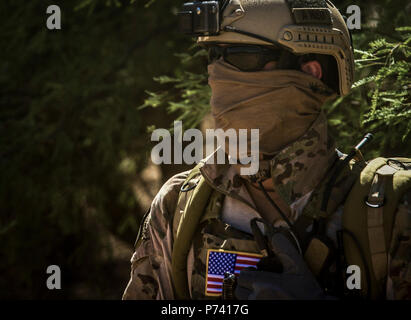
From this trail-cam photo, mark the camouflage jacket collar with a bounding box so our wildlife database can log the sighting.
[200,112,337,207]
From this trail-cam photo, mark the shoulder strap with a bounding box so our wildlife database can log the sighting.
[171,163,216,299]
[172,163,204,240]
[343,157,411,299]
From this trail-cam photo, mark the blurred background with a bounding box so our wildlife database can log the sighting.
[0,0,409,299]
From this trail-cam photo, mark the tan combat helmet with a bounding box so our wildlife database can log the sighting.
[198,0,354,96]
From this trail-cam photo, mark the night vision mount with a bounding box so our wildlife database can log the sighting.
[178,1,224,36]
[177,0,275,44]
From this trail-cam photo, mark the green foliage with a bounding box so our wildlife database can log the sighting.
[327,27,411,158]
[141,50,211,130]
[357,29,410,135]
[0,0,191,298]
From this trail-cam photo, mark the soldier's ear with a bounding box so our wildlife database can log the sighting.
[300,61,323,80]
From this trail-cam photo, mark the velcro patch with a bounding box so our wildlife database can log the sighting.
[292,8,333,25]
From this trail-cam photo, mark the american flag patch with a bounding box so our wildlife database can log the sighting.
[205,249,262,296]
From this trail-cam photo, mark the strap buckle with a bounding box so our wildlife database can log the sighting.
[180,181,198,192]
[364,197,385,208]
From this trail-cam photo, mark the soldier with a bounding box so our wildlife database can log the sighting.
[123,0,411,300]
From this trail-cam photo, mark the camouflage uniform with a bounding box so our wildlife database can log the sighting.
[122,114,411,300]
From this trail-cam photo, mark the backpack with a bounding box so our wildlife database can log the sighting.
[171,157,411,299]
[343,157,411,299]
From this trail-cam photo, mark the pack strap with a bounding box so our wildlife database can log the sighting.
[172,170,213,300]
[366,165,398,284]
[172,166,203,240]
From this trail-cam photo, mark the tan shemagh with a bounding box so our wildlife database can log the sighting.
[208,59,336,156]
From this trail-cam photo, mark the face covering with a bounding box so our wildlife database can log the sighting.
[208,59,336,157]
